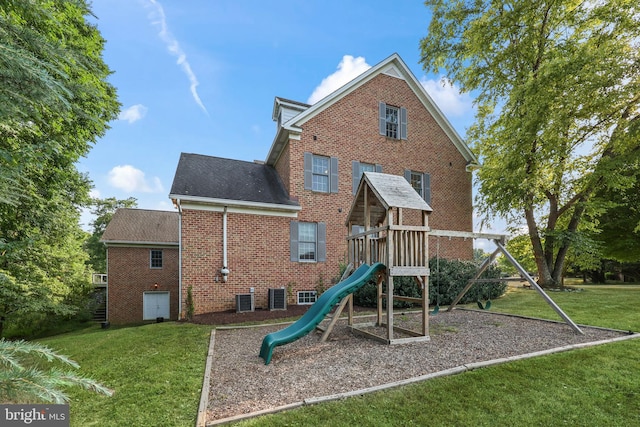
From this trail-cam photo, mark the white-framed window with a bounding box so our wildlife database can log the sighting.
[297,290,317,305]
[385,105,398,138]
[312,156,329,192]
[150,250,163,269]
[304,153,338,193]
[404,170,431,205]
[352,161,382,194]
[290,221,326,263]
[410,171,423,196]
[298,222,317,261]
[379,102,407,140]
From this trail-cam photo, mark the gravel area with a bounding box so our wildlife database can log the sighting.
[207,309,627,422]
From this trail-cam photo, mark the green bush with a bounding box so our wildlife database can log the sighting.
[353,258,506,308]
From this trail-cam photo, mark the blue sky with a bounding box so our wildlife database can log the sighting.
[80,0,503,245]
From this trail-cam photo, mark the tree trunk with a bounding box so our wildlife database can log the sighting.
[525,208,557,287]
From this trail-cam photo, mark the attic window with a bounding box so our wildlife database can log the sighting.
[379,102,407,140]
[385,106,398,138]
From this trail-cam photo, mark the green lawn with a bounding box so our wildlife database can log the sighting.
[38,322,211,427]
[38,285,640,426]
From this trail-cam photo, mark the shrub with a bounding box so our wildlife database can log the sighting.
[353,258,506,308]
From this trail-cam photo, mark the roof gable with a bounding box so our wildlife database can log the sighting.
[101,209,179,245]
[266,53,479,166]
[266,53,478,167]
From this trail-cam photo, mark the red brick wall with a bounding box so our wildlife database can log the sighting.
[279,73,473,265]
[180,73,474,315]
[107,246,179,323]
[181,209,294,313]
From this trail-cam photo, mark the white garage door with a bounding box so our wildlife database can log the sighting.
[143,292,170,320]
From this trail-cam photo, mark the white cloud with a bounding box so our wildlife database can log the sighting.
[145,0,208,114]
[420,76,473,117]
[307,55,371,104]
[89,188,101,199]
[107,165,164,193]
[118,104,148,124]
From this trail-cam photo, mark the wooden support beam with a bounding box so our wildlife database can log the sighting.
[447,247,501,311]
[430,229,507,243]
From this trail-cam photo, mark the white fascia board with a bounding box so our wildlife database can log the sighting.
[265,127,301,166]
[171,194,301,218]
[102,241,178,247]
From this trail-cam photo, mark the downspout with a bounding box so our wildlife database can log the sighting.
[176,199,183,319]
[221,207,229,281]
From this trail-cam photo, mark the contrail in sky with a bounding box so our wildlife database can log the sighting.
[145,0,208,115]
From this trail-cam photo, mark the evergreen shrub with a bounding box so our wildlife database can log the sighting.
[353,258,506,308]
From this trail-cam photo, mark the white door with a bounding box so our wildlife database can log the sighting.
[143,292,170,320]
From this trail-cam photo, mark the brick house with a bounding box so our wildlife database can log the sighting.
[168,53,479,318]
[101,209,179,323]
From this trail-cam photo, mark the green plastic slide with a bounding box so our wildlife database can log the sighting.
[259,262,386,365]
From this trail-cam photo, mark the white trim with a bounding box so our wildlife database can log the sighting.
[297,290,317,305]
[105,241,177,247]
[103,241,178,247]
[171,195,301,217]
[265,129,299,166]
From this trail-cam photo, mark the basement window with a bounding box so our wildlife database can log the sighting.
[297,290,317,305]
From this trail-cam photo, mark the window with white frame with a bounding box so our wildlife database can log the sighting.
[304,153,338,193]
[150,250,163,269]
[298,222,317,261]
[290,221,326,263]
[352,161,382,194]
[297,290,317,305]
[385,105,399,138]
[312,156,329,192]
[379,102,407,140]
[410,171,423,196]
[404,170,431,205]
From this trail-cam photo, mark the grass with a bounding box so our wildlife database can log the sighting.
[37,322,211,427]
[36,284,640,426]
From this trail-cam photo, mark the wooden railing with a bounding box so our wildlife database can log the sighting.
[347,225,429,275]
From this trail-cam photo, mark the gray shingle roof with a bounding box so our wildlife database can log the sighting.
[101,209,179,244]
[347,172,432,226]
[169,153,298,207]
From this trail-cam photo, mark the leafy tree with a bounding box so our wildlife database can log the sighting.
[0,0,117,404]
[84,197,138,273]
[591,161,640,262]
[498,234,536,276]
[420,0,640,287]
[0,0,119,336]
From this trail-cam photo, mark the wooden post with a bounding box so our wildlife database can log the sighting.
[422,211,429,336]
[387,275,394,341]
[364,186,370,265]
[377,272,383,326]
